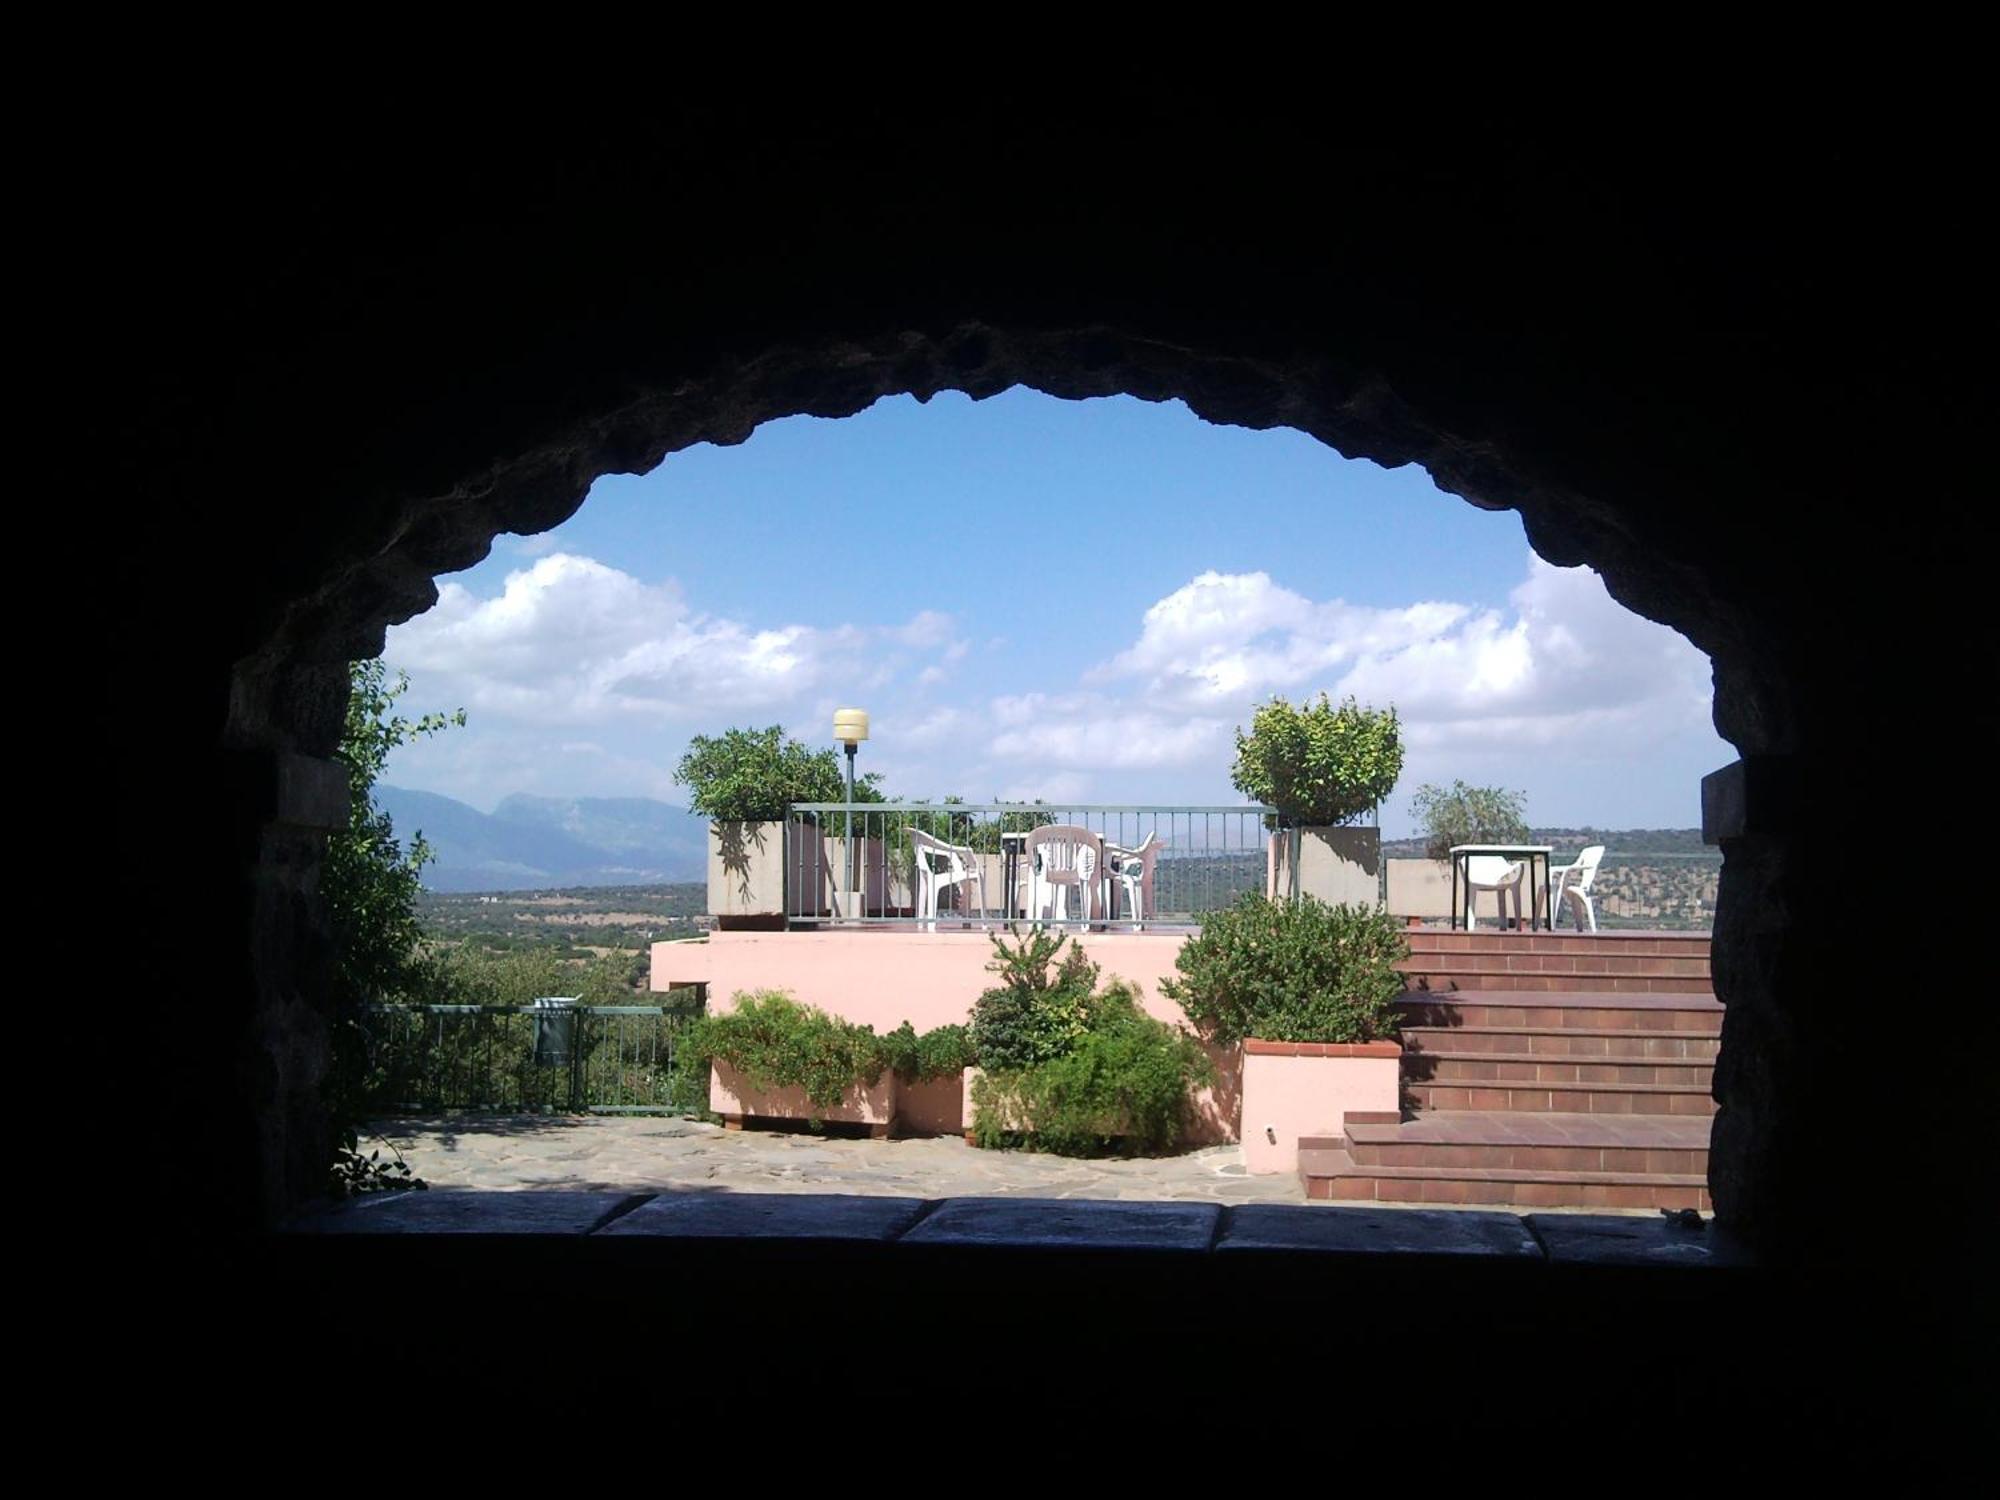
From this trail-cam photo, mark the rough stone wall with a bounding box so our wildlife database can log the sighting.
[91,102,1982,1268]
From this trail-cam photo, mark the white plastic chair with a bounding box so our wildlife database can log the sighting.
[1462,854,1526,930]
[1023,825,1102,926]
[1552,845,1606,932]
[907,828,987,930]
[1105,833,1164,929]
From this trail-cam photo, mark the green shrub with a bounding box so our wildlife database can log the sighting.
[1162,893,1407,1044]
[1230,693,1403,828]
[971,983,1214,1156]
[683,991,889,1111]
[1410,780,1530,860]
[881,1021,976,1082]
[672,725,885,822]
[964,934,1213,1156]
[680,991,973,1121]
[968,929,1106,1070]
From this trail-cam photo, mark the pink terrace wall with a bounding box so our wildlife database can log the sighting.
[1239,1041,1402,1175]
[655,930,1239,1141]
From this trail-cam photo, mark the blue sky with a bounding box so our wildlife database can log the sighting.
[383,389,1730,836]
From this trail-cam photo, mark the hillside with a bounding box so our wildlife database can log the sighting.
[375,787,708,892]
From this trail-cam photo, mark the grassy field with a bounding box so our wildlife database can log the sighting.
[417,882,708,956]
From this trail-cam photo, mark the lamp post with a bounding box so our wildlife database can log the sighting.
[833,708,869,921]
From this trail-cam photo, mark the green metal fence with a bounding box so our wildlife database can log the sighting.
[361,991,704,1114]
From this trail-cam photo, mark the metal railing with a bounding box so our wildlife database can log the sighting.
[359,991,705,1114]
[784,803,1277,929]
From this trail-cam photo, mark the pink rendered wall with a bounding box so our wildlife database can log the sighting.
[1240,1049,1402,1175]
[655,930,1193,1031]
[656,930,1238,1141]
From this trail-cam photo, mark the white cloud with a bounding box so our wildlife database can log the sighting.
[1089,559,1711,768]
[1094,570,1471,711]
[384,548,1721,831]
[385,553,963,726]
[986,692,1233,770]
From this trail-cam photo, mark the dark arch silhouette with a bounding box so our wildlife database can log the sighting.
[92,104,1979,1413]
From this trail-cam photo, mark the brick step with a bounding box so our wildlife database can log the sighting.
[1297,1147,1709,1211]
[1401,1026,1719,1060]
[1399,963,1712,995]
[1339,1112,1710,1176]
[1397,993,1722,1031]
[1398,948,1712,977]
[1404,1050,1715,1087]
[1405,1081,1716,1117]
[1402,931,1711,959]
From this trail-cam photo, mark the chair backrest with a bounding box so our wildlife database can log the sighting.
[907,827,970,869]
[1120,832,1164,877]
[1025,824,1101,881]
[1570,845,1606,891]
[1464,854,1522,886]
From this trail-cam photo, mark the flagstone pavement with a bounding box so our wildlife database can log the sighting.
[365,1115,1308,1203]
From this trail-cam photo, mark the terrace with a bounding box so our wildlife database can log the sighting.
[365,801,1718,1214]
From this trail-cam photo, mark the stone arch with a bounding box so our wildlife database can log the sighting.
[110,112,1978,1275]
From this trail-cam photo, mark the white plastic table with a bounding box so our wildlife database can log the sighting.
[1448,844,1555,930]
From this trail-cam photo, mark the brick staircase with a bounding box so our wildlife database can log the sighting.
[1298,930,1720,1210]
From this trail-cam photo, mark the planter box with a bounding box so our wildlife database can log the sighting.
[708,820,787,928]
[1267,826,1382,907]
[898,1071,966,1135]
[791,833,918,918]
[1240,1039,1402,1175]
[1385,857,1452,919]
[960,1061,1233,1147]
[709,1059,899,1133]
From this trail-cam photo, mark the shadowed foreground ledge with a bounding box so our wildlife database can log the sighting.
[235,1189,1969,1433]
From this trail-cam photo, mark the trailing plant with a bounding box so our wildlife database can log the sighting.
[1162,893,1408,1045]
[681,990,973,1121]
[1230,693,1404,828]
[882,1021,976,1082]
[970,983,1214,1157]
[1410,781,1529,861]
[684,991,888,1111]
[673,724,885,823]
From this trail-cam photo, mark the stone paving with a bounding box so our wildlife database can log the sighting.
[365,1115,1309,1204]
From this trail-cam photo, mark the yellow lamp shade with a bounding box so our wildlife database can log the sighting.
[833,708,870,745]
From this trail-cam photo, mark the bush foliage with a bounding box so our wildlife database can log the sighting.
[679,991,972,1121]
[968,928,1106,1071]
[673,725,885,823]
[1410,780,1529,861]
[321,661,463,1194]
[1161,893,1408,1045]
[967,931,1213,1156]
[1230,693,1403,828]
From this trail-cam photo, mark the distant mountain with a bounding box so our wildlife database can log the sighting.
[374,787,709,892]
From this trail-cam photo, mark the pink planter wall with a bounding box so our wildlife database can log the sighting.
[1240,1041,1402,1175]
[709,1059,898,1126]
[657,929,1192,1032]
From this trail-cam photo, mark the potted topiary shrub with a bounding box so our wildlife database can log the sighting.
[1230,693,1402,906]
[1162,894,1407,1175]
[674,725,884,928]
